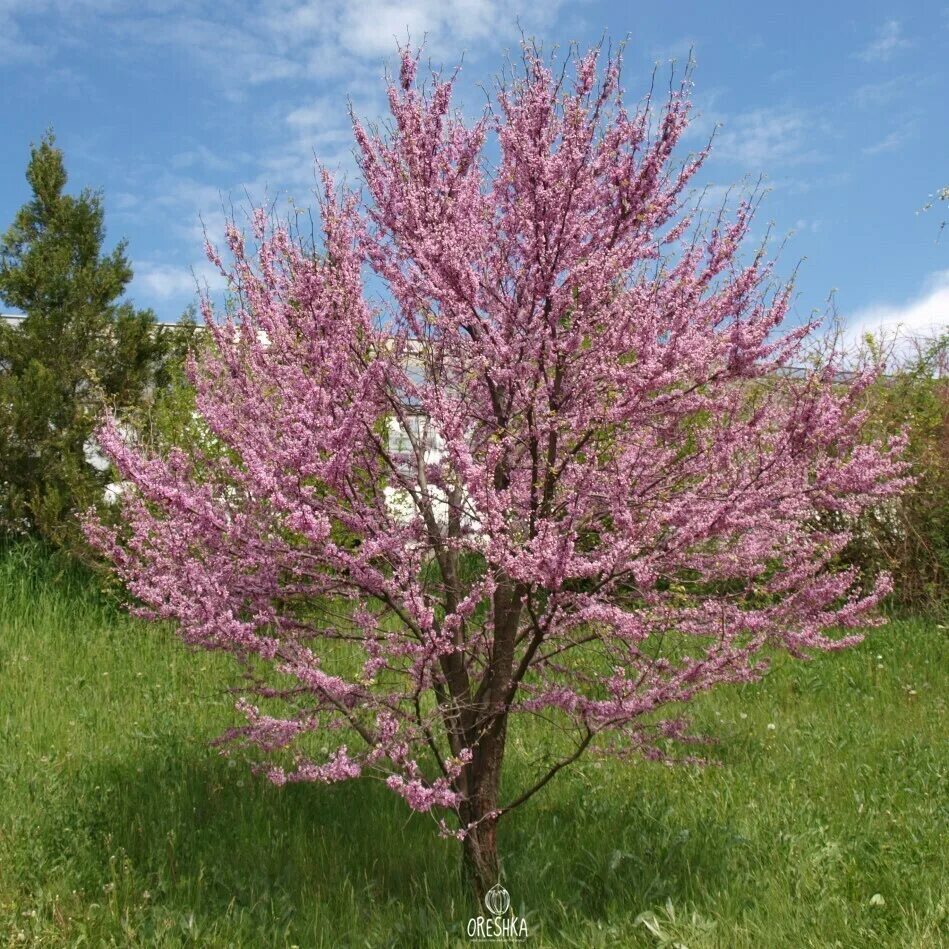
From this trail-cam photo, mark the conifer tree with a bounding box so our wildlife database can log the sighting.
[0,131,190,551]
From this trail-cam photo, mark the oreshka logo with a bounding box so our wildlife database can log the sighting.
[466,883,528,941]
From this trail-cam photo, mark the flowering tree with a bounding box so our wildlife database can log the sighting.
[89,45,908,899]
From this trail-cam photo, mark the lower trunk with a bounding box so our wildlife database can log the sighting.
[460,727,506,905]
[461,814,500,904]
[458,579,519,904]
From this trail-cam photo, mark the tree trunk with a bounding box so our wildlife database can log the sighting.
[458,577,521,904]
[462,812,500,904]
[460,722,506,904]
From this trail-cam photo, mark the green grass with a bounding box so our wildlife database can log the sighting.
[0,544,946,947]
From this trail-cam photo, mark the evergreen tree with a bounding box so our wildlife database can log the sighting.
[0,131,192,552]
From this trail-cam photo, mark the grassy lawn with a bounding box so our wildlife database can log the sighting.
[0,544,946,947]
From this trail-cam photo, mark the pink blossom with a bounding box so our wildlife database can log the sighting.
[87,43,908,856]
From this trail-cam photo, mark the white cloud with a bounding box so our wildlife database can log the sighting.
[852,76,907,109]
[843,270,949,352]
[856,19,911,63]
[712,108,819,171]
[85,0,567,91]
[862,128,909,155]
[170,144,240,174]
[0,0,143,64]
[144,176,230,245]
[336,0,500,57]
[133,260,226,303]
[793,218,821,234]
[0,3,45,63]
[111,191,141,211]
[285,99,339,131]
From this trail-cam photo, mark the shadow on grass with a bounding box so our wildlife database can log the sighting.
[39,742,741,944]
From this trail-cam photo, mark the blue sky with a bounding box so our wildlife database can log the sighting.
[2,1,947,344]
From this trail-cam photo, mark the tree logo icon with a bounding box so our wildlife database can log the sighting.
[466,880,526,939]
[484,883,510,916]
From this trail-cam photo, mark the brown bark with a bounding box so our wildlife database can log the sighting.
[460,737,504,903]
[462,814,500,904]
[454,566,525,902]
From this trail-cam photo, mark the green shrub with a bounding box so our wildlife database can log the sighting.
[849,333,948,611]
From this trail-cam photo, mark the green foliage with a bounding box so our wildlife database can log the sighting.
[125,308,206,459]
[0,131,195,555]
[0,542,946,946]
[848,334,948,610]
